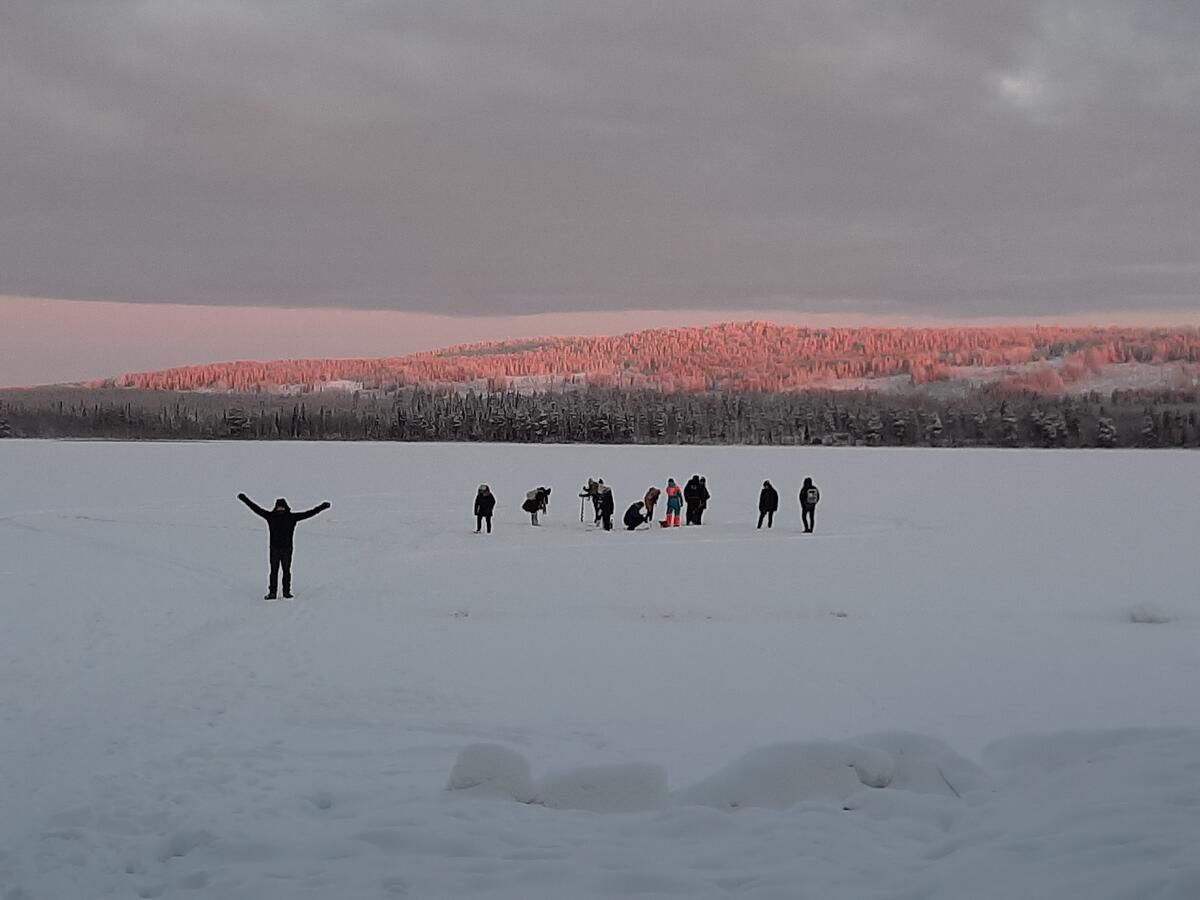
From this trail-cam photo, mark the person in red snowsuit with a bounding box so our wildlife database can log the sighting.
[663,478,683,527]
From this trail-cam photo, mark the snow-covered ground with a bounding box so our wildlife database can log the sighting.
[2,441,1198,900]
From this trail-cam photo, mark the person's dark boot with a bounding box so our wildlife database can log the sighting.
[283,592,294,599]
[265,592,277,600]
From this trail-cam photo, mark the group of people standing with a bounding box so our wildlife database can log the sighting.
[624,474,710,530]
[476,475,821,534]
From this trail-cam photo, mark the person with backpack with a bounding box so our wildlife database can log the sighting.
[643,486,661,522]
[662,478,683,527]
[683,475,703,525]
[474,485,496,533]
[596,483,615,531]
[522,486,551,526]
[623,500,649,531]
[237,493,331,600]
[758,480,779,529]
[799,477,820,533]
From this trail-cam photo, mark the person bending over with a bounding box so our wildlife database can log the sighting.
[522,486,551,525]
[643,486,661,522]
[624,500,649,531]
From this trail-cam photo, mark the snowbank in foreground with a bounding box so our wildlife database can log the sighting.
[438,729,1200,900]
[450,731,989,811]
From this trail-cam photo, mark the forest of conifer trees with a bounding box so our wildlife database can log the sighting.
[3,384,1199,449]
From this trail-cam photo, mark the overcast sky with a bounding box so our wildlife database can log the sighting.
[2,1,1197,320]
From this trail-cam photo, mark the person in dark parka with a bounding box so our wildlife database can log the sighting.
[474,485,496,533]
[597,484,615,531]
[238,494,330,599]
[758,480,779,529]
[623,500,649,530]
[799,477,820,533]
[522,486,551,525]
[696,476,711,524]
[683,475,703,525]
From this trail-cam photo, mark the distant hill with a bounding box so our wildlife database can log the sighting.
[91,321,1200,396]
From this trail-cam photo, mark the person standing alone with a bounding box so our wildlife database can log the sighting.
[237,493,331,600]
[758,480,778,529]
[474,485,495,533]
[799,477,820,533]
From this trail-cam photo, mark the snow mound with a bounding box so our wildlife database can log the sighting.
[445,743,536,803]
[854,732,991,798]
[1129,603,1173,624]
[679,740,895,810]
[679,734,988,811]
[537,763,669,812]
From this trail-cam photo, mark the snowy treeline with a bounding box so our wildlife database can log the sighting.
[92,322,1200,394]
[3,385,1199,448]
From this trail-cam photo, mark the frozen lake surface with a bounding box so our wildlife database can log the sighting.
[2,441,1198,899]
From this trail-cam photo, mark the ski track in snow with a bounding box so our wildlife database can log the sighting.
[2,441,1199,899]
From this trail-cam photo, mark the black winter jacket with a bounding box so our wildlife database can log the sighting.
[759,485,779,512]
[239,495,329,550]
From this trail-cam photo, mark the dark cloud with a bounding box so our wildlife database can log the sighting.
[1,0,1196,316]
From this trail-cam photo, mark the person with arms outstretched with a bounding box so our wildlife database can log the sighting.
[238,494,330,599]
